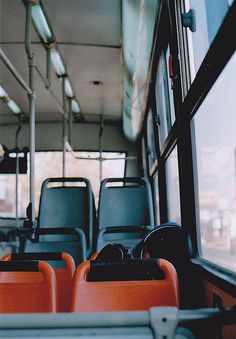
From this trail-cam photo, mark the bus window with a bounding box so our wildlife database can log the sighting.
[166,146,181,224]
[155,50,175,148]
[185,0,233,80]
[141,137,148,177]
[192,51,236,273]
[0,151,125,218]
[165,45,175,125]
[100,152,126,179]
[0,174,27,218]
[146,109,157,174]
[48,151,126,207]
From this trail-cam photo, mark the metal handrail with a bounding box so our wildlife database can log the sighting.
[0,48,32,95]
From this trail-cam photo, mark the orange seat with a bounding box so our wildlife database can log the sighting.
[71,259,179,312]
[2,252,75,312]
[0,261,56,313]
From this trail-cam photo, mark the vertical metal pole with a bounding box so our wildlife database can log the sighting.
[25,2,36,224]
[62,116,67,178]
[99,118,103,183]
[25,2,33,59]
[68,97,73,145]
[46,48,51,88]
[62,76,67,178]
[16,152,19,227]
[29,56,36,223]
[15,122,22,228]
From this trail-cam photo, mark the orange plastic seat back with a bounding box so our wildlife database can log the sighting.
[0,261,57,313]
[71,258,179,312]
[54,253,75,312]
[2,252,75,312]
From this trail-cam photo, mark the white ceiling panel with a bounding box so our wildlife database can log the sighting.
[0,0,123,124]
[0,0,40,42]
[43,0,121,46]
[60,45,122,117]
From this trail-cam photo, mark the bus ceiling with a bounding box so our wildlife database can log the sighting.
[0,0,159,142]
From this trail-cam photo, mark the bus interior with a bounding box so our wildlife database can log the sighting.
[0,0,236,338]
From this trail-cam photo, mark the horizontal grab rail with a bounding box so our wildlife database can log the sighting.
[0,307,235,329]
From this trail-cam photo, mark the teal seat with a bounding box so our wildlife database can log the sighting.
[97,177,154,250]
[38,177,95,254]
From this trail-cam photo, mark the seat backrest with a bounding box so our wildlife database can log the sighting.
[98,177,155,230]
[71,258,179,312]
[38,177,95,251]
[24,228,86,266]
[0,261,56,313]
[2,252,75,312]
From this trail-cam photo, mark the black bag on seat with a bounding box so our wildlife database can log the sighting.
[95,243,130,260]
[88,258,165,282]
[96,223,188,269]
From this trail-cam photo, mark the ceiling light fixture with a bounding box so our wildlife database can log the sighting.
[31,4,53,43]
[71,99,80,113]
[0,86,8,98]
[7,100,22,114]
[64,78,74,98]
[50,48,66,76]
[0,85,22,115]
[29,2,82,115]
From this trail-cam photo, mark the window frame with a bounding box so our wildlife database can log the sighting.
[140,0,236,297]
[143,1,181,225]
[175,1,236,276]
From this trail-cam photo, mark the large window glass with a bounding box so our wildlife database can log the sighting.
[166,146,181,224]
[155,49,175,147]
[0,174,26,218]
[0,151,125,219]
[185,0,233,80]
[165,45,175,124]
[193,51,236,273]
[153,175,160,225]
[146,109,157,173]
[141,138,148,177]
[57,151,126,207]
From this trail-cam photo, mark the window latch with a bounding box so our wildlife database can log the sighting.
[182,9,196,32]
